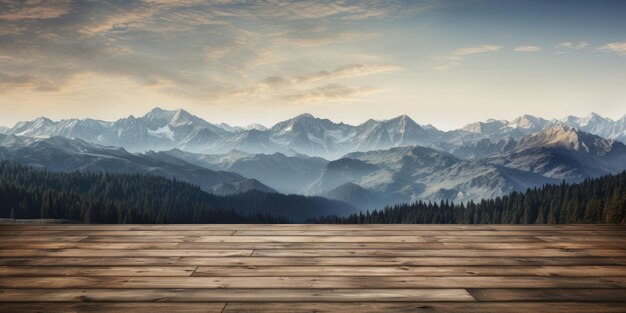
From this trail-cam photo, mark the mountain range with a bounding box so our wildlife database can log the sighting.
[5,107,624,159]
[2,108,626,211]
[0,134,278,196]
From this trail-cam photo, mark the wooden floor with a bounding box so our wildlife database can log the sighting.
[0,224,625,312]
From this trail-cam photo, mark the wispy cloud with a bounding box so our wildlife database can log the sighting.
[0,70,78,92]
[275,29,377,47]
[259,64,401,88]
[436,44,502,70]
[0,0,72,21]
[215,1,436,21]
[453,44,502,56]
[282,84,382,103]
[0,0,423,100]
[556,41,589,50]
[514,45,541,52]
[598,42,626,55]
[231,64,397,103]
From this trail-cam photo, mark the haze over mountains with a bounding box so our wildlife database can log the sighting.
[0,134,276,196]
[2,107,626,211]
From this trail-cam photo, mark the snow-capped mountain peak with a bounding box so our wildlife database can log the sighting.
[579,112,610,127]
[244,123,268,131]
[4,108,626,159]
[461,119,507,135]
[508,114,547,130]
[514,123,622,156]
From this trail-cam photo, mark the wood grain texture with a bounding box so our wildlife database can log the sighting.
[468,288,626,301]
[0,288,475,302]
[0,224,622,230]
[0,303,226,313]
[0,266,197,277]
[222,302,626,313]
[2,276,626,289]
[194,235,544,243]
[2,302,626,313]
[0,224,624,312]
[232,230,626,236]
[193,265,626,277]
[0,249,254,257]
[2,256,623,266]
[4,241,625,250]
[250,248,626,257]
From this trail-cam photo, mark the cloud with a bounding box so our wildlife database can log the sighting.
[282,84,382,103]
[0,71,71,92]
[300,64,401,82]
[556,41,588,50]
[80,2,229,35]
[598,42,626,55]
[216,0,435,21]
[436,44,502,70]
[0,0,427,103]
[0,0,72,21]
[514,45,541,52]
[259,64,400,88]
[452,44,502,56]
[233,63,397,102]
[205,46,234,60]
[556,42,573,48]
[275,30,377,47]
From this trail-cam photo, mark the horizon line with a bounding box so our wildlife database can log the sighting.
[2,106,626,132]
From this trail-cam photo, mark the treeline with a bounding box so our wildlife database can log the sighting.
[3,161,625,224]
[318,171,626,224]
[0,161,286,223]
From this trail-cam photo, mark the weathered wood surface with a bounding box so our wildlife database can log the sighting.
[0,224,624,312]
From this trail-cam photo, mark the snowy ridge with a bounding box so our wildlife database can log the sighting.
[3,108,625,159]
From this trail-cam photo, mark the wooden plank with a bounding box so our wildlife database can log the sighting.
[1,257,623,266]
[195,236,426,243]
[0,288,475,302]
[0,242,182,250]
[0,230,235,236]
[2,276,626,289]
[0,303,226,313]
[1,241,624,250]
[194,265,626,277]
[0,236,88,242]
[3,302,624,313]
[222,302,626,313]
[469,288,626,302]
[424,236,547,243]
[78,236,200,243]
[1,249,254,257]
[0,266,197,277]
[537,236,626,242]
[194,236,543,243]
[233,230,626,237]
[251,249,626,257]
[440,242,626,250]
[2,302,625,312]
[1,224,623,231]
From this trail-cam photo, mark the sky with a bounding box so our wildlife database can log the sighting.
[0,0,625,130]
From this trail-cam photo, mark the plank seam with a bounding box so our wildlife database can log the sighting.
[465,288,480,302]
[190,266,199,277]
